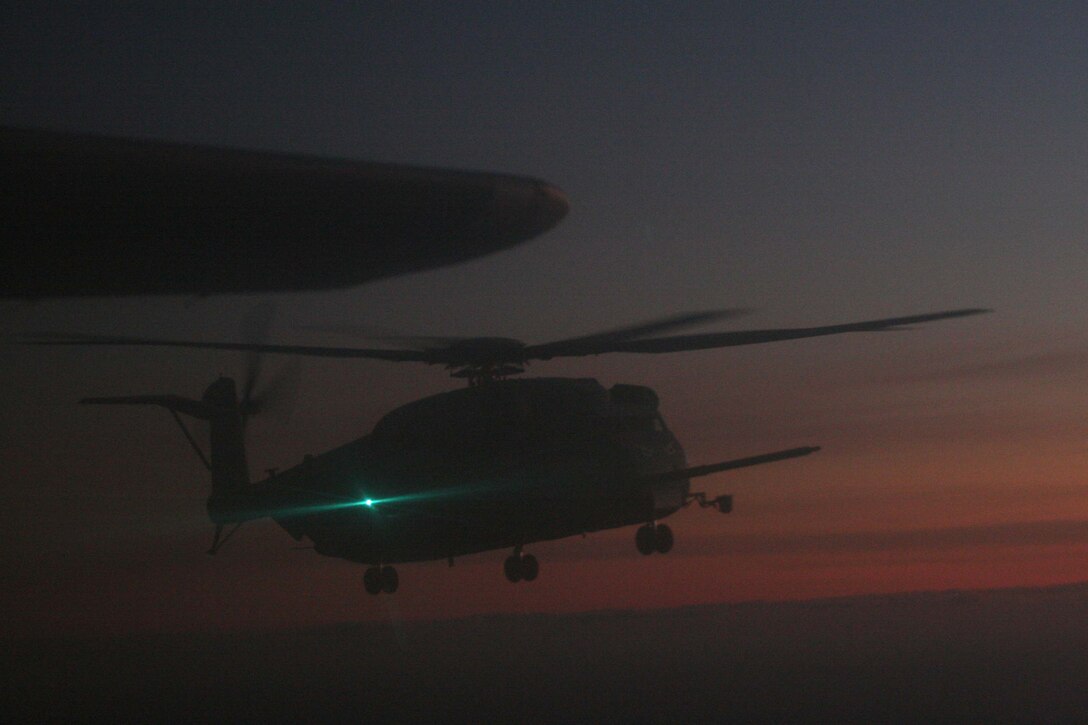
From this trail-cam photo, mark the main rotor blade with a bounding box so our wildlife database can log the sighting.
[299,310,748,355]
[524,308,990,359]
[294,323,469,351]
[27,309,990,367]
[526,309,750,359]
[28,334,435,362]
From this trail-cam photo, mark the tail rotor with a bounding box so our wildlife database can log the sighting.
[237,302,300,430]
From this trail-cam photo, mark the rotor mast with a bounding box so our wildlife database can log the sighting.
[450,362,526,387]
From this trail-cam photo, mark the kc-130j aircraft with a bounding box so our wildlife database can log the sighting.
[38,307,986,594]
[1,126,568,297]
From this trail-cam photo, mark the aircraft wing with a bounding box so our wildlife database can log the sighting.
[642,446,821,484]
[1,126,568,297]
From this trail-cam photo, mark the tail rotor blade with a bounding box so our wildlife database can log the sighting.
[239,301,277,427]
[249,359,302,422]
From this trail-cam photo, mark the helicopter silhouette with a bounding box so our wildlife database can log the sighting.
[42,307,986,594]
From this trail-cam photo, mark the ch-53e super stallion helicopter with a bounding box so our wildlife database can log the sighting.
[41,307,986,595]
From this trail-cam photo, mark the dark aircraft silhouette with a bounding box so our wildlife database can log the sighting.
[1,127,568,297]
[43,307,987,594]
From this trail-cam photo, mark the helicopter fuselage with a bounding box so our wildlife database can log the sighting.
[224,378,689,565]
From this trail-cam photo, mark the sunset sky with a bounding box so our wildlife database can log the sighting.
[3,3,1088,637]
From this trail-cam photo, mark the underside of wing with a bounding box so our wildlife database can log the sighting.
[1,126,569,297]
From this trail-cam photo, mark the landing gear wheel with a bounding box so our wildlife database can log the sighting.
[380,566,399,594]
[363,567,382,595]
[504,553,539,583]
[635,524,656,555]
[654,524,674,554]
[504,555,523,583]
[521,554,539,582]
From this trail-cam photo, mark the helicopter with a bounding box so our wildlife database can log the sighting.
[41,307,987,594]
